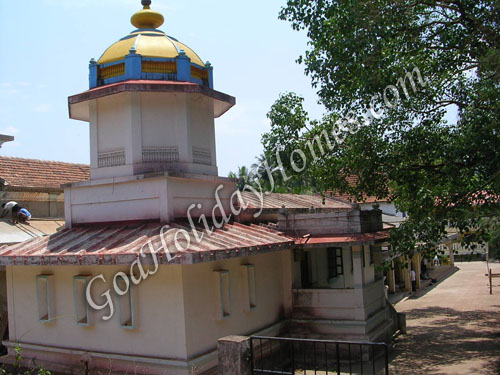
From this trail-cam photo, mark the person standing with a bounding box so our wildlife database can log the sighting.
[411,268,417,293]
[434,254,440,267]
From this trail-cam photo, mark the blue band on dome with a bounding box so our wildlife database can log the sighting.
[120,30,166,41]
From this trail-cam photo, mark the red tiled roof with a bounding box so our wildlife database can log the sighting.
[241,192,353,211]
[0,157,89,191]
[0,222,295,266]
[330,175,389,203]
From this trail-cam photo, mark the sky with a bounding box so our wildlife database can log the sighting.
[0,0,324,177]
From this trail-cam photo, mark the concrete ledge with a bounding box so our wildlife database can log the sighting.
[289,306,389,338]
[1,321,287,375]
[68,80,236,121]
[1,341,202,375]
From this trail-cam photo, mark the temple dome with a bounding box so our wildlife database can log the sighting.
[98,31,204,66]
[97,0,204,67]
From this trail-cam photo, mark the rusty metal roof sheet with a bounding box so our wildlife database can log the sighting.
[0,222,295,266]
[296,231,390,248]
[240,192,353,211]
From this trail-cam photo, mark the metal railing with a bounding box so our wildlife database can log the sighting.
[142,147,179,163]
[98,150,126,168]
[250,336,389,375]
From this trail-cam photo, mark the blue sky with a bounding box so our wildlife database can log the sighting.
[0,0,324,176]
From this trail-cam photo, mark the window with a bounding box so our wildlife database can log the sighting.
[36,275,55,322]
[327,247,344,278]
[370,246,375,265]
[115,275,135,329]
[73,275,92,326]
[241,265,256,311]
[214,270,231,320]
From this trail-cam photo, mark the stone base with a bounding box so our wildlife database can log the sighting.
[1,322,285,375]
[1,341,217,375]
[287,307,395,343]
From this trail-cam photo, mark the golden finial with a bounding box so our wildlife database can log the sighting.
[131,0,164,29]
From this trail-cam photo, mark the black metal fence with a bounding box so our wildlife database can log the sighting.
[250,336,389,375]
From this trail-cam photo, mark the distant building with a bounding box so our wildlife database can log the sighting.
[331,176,406,218]
[0,157,89,218]
[0,157,88,347]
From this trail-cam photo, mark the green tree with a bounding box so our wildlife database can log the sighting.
[262,0,500,258]
[228,166,250,191]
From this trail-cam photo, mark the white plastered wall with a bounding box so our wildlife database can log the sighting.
[6,265,188,360]
[89,92,218,180]
[96,94,128,156]
[65,175,237,226]
[187,93,216,166]
[6,251,292,364]
[362,245,376,284]
[181,251,290,359]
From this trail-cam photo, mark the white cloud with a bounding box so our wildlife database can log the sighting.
[0,88,18,97]
[2,141,22,149]
[0,126,20,135]
[33,104,52,113]
[0,82,35,97]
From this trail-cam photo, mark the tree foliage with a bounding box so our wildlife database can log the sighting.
[228,166,251,191]
[261,0,500,257]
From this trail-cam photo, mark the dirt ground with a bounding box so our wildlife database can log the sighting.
[390,261,500,375]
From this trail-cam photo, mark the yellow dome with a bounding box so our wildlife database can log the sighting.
[98,1,204,66]
[98,32,204,66]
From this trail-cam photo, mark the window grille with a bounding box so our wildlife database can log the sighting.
[142,147,179,163]
[327,247,344,278]
[98,150,126,168]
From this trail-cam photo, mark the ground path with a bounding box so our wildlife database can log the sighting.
[390,261,500,375]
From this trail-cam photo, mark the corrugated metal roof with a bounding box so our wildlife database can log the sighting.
[296,231,390,248]
[0,222,294,266]
[240,192,353,211]
[382,214,406,228]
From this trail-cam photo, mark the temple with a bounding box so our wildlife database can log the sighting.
[0,2,399,374]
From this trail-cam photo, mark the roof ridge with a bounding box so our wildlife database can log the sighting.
[0,156,89,167]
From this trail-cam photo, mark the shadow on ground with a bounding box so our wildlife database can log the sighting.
[389,306,500,375]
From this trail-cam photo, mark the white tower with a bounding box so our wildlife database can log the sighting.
[65,1,236,226]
